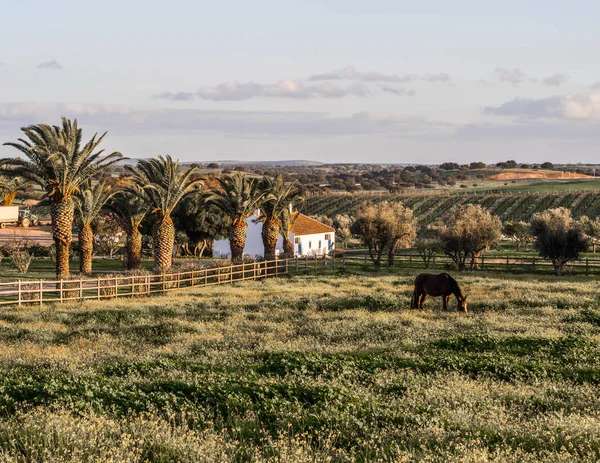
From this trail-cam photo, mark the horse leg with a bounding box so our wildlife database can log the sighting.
[419,293,427,309]
[443,295,449,311]
[411,289,416,309]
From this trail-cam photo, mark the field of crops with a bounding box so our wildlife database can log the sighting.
[0,272,599,461]
[301,191,600,223]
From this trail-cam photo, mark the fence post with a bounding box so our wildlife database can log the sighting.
[97,278,100,300]
[481,255,484,270]
[315,255,318,274]
[18,280,21,307]
[295,257,299,273]
[60,280,63,303]
[364,254,367,265]
[305,256,308,273]
[40,280,43,306]
[253,262,257,280]
[332,252,335,269]
[586,258,589,277]
[285,258,289,274]
[115,276,118,297]
[177,272,181,288]
[409,255,412,270]
[532,257,535,272]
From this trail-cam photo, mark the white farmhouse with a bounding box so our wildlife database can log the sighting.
[213,212,335,259]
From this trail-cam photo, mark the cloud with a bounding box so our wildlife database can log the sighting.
[381,86,415,96]
[153,92,196,101]
[494,67,527,85]
[592,81,600,89]
[155,80,371,101]
[308,66,451,84]
[0,102,451,139]
[542,74,568,87]
[456,120,600,141]
[483,93,600,120]
[37,60,63,70]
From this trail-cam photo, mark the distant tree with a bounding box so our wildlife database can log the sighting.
[435,205,501,270]
[350,202,416,268]
[531,208,588,275]
[578,216,600,253]
[439,162,460,171]
[0,176,32,206]
[207,162,220,169]
[469,162,486,169]
[414,224,443,269]
[540,162,554,169]
[333,214,353,249]
[502,221,533,252]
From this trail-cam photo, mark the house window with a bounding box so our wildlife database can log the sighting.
[308,241,312,249]
[318,240,322,249]
[325,234,331,240]
[294,237,300,244]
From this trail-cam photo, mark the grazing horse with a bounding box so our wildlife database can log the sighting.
[411,273,468,312]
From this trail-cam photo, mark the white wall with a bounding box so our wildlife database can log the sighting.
[213,214,284,259]
[292,232,335,257]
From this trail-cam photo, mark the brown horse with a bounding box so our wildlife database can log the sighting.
[411,273,468,311]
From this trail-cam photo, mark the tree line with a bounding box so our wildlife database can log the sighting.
[0,118,304,279]
[335,202,599,275]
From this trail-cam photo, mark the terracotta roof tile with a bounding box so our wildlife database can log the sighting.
[291,213,335,236]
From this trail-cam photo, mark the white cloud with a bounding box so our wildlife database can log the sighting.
[155,80,370,101]
[0,102,450,138]
[542,74,568,87]
[308,66,451,84]
[494,67,527,85]
[592,81,600,90]
[37,60,63,70]
[381,85,415,96]
[483,93,600,120]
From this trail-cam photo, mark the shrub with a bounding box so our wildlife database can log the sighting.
[10,250,33,273]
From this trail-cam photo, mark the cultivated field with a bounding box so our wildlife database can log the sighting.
[302,190,600,223]
[0,271,598,462]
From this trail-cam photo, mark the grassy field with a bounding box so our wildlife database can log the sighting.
[0,271,598,462]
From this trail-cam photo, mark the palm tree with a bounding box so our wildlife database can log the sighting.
[1,118,123,279]
[126,155,202,271]
[202,173,264,263]
[74,180,119,275]
[0,175,32,206]
[106,186,150,270]
[256,175,304,260]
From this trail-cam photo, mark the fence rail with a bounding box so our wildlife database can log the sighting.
[1,251,598,307]
[0,255,338,307]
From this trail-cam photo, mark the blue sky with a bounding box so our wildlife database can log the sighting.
[1,0,599,163]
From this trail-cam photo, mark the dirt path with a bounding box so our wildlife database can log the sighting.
[0,225,53,246]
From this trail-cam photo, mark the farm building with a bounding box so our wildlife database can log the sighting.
[213,212,335,259]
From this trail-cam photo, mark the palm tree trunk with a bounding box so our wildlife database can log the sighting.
[153,216,175,271]
[51,199,74,279]
[283,236,294,257]
[78,224,93,275]
[262,217,279,261]
[127,227,142,270]
[229,219,247,264]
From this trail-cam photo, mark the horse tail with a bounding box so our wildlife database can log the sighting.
[411,288,417,309]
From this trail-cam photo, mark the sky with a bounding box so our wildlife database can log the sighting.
[0,0,599,164]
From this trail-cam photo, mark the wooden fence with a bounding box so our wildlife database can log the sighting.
[0,255,338,307]
[1,251,598,307]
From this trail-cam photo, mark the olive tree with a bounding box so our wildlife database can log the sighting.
[436,204,501,271]
[414,224,443,269]
[350,201,416,268]
[333,214,353,249]
[578,216,600,253]
[531,208,589,275]
[502,221,533,252]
